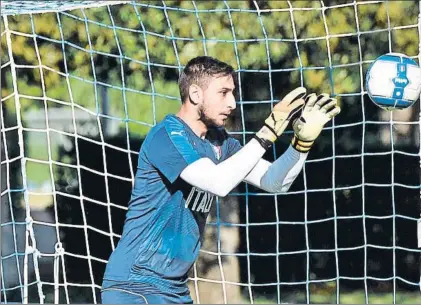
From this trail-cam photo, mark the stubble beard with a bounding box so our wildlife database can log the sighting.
[198,104,220,128]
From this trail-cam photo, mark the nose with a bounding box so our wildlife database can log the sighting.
[228,93,236,110]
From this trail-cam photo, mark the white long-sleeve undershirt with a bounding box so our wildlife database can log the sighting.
[244,145,308,193]
[180,139,308,197]
[180,138,266,197]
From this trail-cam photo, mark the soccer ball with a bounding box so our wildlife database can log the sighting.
[365,52,421,110]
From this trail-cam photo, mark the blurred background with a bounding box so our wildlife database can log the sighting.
[1,0,420,303]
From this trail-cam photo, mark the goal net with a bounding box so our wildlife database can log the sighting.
[1,0,420,304]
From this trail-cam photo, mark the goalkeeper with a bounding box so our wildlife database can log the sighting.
[101,56,340,304]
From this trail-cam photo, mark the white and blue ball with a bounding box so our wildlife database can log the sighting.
[365,52,421,110]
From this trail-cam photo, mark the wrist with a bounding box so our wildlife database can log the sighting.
[254,125,277,150]
[291,134,313,152]
[256,125,277,142]
[253,135,273,150]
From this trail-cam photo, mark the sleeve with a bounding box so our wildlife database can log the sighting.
[225,136,243,159]
[145,126,201,183]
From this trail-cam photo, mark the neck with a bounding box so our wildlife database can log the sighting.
[176,104,208,139]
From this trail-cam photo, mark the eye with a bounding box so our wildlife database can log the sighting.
[221,91,228,96]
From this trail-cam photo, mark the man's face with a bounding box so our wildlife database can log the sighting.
[200,75,236,127]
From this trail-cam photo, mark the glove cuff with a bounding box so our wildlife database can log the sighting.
[291,135,313,153]
[255,125,277,150]
[253,134,273,150]
[256,125,277,141]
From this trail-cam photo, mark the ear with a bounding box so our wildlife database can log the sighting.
[188,84,203,105]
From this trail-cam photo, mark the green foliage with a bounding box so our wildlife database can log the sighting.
[1,3,419,299]
[1,0,419,138]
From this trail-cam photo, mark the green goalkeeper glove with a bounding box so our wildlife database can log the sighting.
[254,87,306,149]
[291,93,341,152]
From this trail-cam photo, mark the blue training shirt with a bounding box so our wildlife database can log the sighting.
[103,114,242,297]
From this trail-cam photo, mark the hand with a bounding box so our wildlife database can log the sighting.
[291,93,341,152]
[255,87,306,149]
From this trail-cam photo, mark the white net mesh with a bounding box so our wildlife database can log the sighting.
[1,0,420,304]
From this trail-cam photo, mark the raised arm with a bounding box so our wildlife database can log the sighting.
[180,87,306,197]
[242,93,341,193]
[243,146,307,193]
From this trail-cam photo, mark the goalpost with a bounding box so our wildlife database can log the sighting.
[1,1,420,304]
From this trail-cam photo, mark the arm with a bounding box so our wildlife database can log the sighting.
[244,145,308,193]
[244,93,341,193]
[180,138,265,197]
[180,87,307,197]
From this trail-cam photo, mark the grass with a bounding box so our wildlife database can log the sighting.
[253,290,421,304]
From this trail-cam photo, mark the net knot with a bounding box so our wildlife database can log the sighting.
[25,216,33,225]
[55,242,65,255]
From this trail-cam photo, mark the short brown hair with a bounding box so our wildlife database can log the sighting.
[178,56,236,103]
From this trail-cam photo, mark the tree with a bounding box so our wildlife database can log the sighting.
[1,1,420,302]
